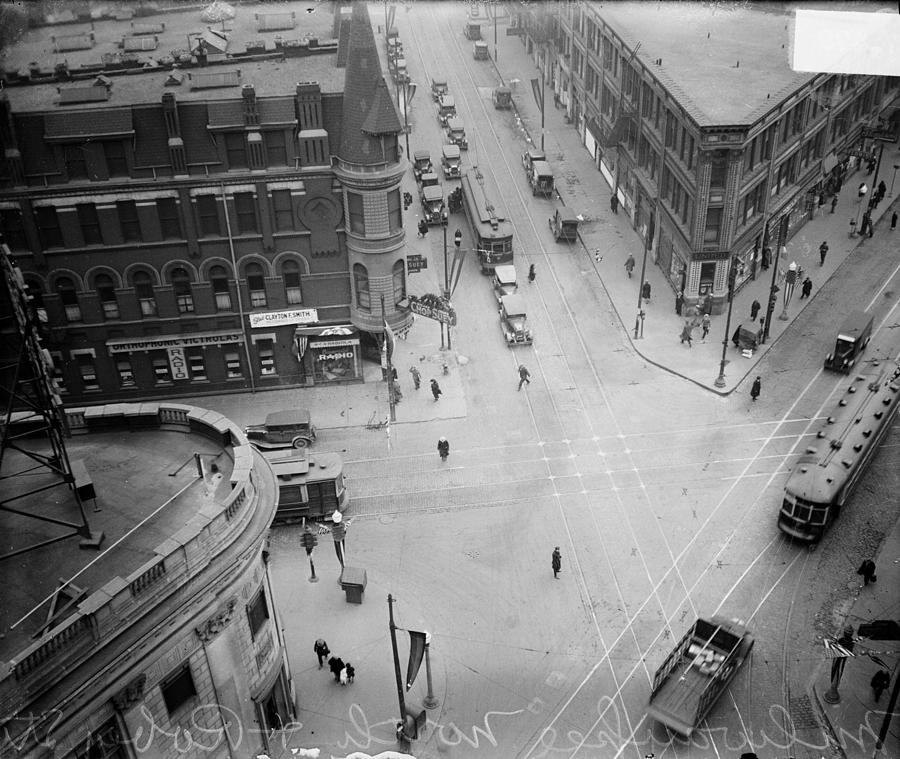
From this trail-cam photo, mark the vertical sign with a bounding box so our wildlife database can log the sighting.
[167,346,189,380]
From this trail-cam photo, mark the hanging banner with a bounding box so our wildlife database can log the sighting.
[405,630,427,690]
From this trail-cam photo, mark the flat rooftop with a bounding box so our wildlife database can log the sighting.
[0,1,347,111]
[0,426,235,660]
[598,1,892,127]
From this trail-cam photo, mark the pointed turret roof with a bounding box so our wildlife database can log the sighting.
[338,1,402,164]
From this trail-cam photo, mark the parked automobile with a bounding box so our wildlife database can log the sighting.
[473,40,489,60]
[528,160,554,197]
[499,294,533,345]
[438,94,457,126]
[245,409,317,449]
[824,310,873,372]
[442,144,462,178]
[522,148,547,177]
[387,38,403,61]
[549,206,579,242]
[445,117,469,150]
[464,20,481,40]
[413,150,433,182]
[492,86,512,109]
[431,78,449,102]
[491,264,518,304]
[420,184,446,226]
[390,57,408,84]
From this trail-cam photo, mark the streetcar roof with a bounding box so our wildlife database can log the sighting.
[462,168,509,224]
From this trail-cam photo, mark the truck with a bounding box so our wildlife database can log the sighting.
[646,616,754,738]
[492,86,512,109]
[445,117,469,150]
[528,160,554,197]
[824,310,873,373]
[419,173,445,225]
[522,148,546,177]
[431,78,449,102]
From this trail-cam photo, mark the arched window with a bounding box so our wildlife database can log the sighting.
[210,265,232,311]
[282,260,302,305]
[246,263,267,308]
[353,264,370,310]
[392,260,406,305]
[171,267,194,313]
[56,277,81,322]
[95,273,119,319]
[133,271,157,317]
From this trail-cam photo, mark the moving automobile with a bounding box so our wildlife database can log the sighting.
[522,148,546,176]
[492,86,512,109]
[499,293,533,345]
[431,78,449,102]
[437,94,457,126]
[473,41,489,60]
[549,206,579,242]
[491,264,518,304]
[445,117,469,150]
[527,160,554,197]
[824,310,873,373]
[245,409,317,449]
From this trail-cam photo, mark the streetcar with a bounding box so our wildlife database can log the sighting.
[460,168,514,272]
[778,360,900,543]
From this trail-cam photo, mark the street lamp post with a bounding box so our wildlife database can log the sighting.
[778,261,797,321]
[380,294,396,422]
[441,217,450,350]
[400,82,416,164]
[714,262,738,388]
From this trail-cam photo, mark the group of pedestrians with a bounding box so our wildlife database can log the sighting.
[314,639,356,686]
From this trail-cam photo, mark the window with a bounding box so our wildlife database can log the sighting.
[210,265,232,310]
[225,133,247,169]
[247,590,270,638]
[257,340,276,376]
[387,189,402,232]
[96,274,119,319]
[265,131,288,166]
[272,189,293,231]
[133,271,157,317]
[709,151,727,188]
[117,201,141,242]
[704,207,722,243]
[171,267,194,314]
[246,263,267,308]
[64,145,88,180]
[104,141,128,177]
[234,193,258,234]
[157,198,182,239]
[347,192,364,235]
[0,209,28,249]
[57,277,81,322]
[187,348,206,380]
[282,260,302,304]
[117,359,135,387]
[35,206,63,248]
[225,351,243,379]
[25,280,48,325]
[197,195,221,237]
[392,260,406,305]
[353,264,370,310]
[73,718,126,759]
[77,203,103,245]
[152,355,172,384]
[161,665,197,715]
[740,181,766,225]
[76,354,98,390]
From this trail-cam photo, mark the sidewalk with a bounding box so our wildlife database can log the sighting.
[490,36,900,396]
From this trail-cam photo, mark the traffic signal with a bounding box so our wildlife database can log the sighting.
[300,529,318,555]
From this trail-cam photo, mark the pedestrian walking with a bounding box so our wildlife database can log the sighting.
[551,546,562,579]
[610,194,619,214]
[430,378,442,401]
[856,558,877,585]
[437,437,449,461]
[819,240,829,266]
[750,376,761,402]
[517,364,531,390]
[328,656,345,683]
[409,365,421,390]
[830,194,838,213]
[314,639,330,669]
[800,277,812,299]
[761,246,771,270]
[680,322,693,347]
[732,324,743,349]
[701,313,711,340]
[675,291,684,316]
[871,670,890,703]
[641,281,651,303]
[868,215,875,238]
[877,180,886,198]
[346,663,356,683]
[750,299,761,321]
[892,211,898,231]
[528,264,536,283]
[624,254,635,278]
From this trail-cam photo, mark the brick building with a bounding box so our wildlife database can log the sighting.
[516,2,899,312]
[0,1,411,404]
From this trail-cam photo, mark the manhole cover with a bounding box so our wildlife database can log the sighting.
[788,695,819,729]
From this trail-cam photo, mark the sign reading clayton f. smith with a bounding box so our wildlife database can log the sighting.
[249,308,319,328]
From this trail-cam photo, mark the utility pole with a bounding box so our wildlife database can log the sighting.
[714,263,737,388]
[380,294,396,422]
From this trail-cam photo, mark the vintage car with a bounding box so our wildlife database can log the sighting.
[437,94,457,127]
[528,160,554,197]
[390,57,408,84]
[491,264,518,304]
[431,78,449,102]
[441,144,462,179]
[445,117,469,150]
[522,148,547,177]
[499,294,533,345]
[473,40,489,60]
[413,150,433,182]
[387,37,403,61]
[824,310,873,372]
[245,409,317,449]
[492,86,512,109]
[420,183,446,225]
[464,20,481,40]
[549,206,579,242]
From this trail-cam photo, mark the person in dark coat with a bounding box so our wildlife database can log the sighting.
[892,211,898,231]
[871,670,890,702]
[417,218,428,237]
[857,558,877,585]
[819,241,829,265]
[800,277,812,299]
[517,364,531,390]
[750,376,762,402]
[830,194,838,213]
[552,547,562,578]
[528,263,536,283]
[680,323,693,347]
[761,246,771,270]
[732,324,743,349]
[345,662,356,683]
[314,639,330,669]
[641,281,651,302]
[750,299,761,321]
[328,656,345,682]
[675,291,684,316]
[430,378,442,401]
[609,194,619,214]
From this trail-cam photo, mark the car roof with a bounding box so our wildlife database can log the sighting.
[414,150,431,161]
[442,144,461,157]
[532,160,552,174]
[493,264,517,284]
[447,117,465,129]
[423,185,444,201]
[501,293,527,315]
[421,172,439,182]
[440,95,456,107]
[555,207,578,222]
[525,149,546,160]
[264,409,311,426]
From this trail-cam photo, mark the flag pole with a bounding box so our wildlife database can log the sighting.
[388,594,409,741]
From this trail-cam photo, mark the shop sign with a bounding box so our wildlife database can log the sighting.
[167,347,189,380]
[107,331,243,354]
[407,293,457,326]
[249,308,319,328]
[407,254,427,273]
[861,126,898,143]
[316,351,355,362]
[309,339,358,349]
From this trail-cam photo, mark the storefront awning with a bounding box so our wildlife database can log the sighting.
[294,324,356,337]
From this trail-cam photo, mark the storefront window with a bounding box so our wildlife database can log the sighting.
[210,265,233,311]
[117,359,135,387]
[392,260,406,305]
[76,354,98,390]
[152,354,172,384]
[283,260,302,304]
[187,348,207,380]
[225,352,243,379]
[246,263,267,308]
[258,340,276,376]
[353,264,370,310]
